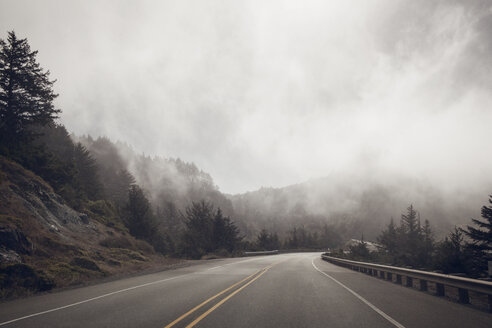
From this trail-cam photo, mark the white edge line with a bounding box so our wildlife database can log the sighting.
[0,273,190,326]
[311,258,406,328]
[0,255,282,326]
[0,255,286,326]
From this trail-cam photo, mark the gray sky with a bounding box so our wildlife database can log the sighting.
[1,0,491,194]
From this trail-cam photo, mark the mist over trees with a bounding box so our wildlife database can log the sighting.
[0,30,490,277]
[342,201,492,278]
[230,180,485,242]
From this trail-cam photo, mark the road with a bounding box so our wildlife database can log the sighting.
[0,253,490,327]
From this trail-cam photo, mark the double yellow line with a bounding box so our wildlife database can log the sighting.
[164,265,273,328]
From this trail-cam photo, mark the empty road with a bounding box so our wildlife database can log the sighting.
[0,253,490,327]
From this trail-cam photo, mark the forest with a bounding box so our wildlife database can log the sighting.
[339,203,492,278]
[0,30,490,279]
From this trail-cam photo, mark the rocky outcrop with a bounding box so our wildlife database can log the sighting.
[0,249,22,265]
[0,157,97,240]
[0,157,180,300]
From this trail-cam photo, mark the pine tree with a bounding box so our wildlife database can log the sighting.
[434,227,467,274]
[212,208,241,252]
[73,143,103,201]
[418,219,434,268]
[378,217,397,253]
[0,31,60,148]
[463,195,492,254]
[401,204,419,235]
[256,229,270,250]
[180,201,214,258]
[123,185,156,241]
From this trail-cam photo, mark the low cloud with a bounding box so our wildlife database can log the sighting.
[1,0,491,194]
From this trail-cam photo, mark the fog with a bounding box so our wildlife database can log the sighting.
[1,0,491,194]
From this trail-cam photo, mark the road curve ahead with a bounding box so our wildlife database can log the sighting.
[0,253,490,328]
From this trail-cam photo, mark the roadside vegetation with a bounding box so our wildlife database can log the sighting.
[335,202,492,278]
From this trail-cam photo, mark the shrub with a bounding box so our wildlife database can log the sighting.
[99,236,133,249]
[69,257,101,272]
[0,263,55,293]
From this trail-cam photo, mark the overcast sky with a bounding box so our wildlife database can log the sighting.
[1,0,491,194]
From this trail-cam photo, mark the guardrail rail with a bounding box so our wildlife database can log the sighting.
[321,254,492,312]
[243,250,279,256]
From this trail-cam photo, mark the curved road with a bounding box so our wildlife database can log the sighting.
[0,253,490,327]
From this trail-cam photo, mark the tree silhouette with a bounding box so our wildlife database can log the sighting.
[462,195,492,275]
[463,195,492,254]
[378,217,397,253]
[123,185,156,240]
[212,208,241,252]
[0,31,59,148]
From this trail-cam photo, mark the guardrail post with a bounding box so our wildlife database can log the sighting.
[420,280,428,291]
[386,272,392,281]
[396,274,402,284]
[458,288,469,304]
[406,277,413,287]
[435,283,445,296]
[380,271,385,279]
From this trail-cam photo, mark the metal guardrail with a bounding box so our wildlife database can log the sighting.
[243,250,279,256]
[321,254,492,312]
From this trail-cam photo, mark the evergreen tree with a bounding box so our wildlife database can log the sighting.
[156,201,182,242]
[401,205,419,236]
[418,219,434,267]
[107,169,136,205]
[180,200,214,258]
[256,229,271,250]
[255,229,280,251]
[212,208,241,252]
[0,31,60,149]
[462,195,492,275]
[434,227,467,274]
[73,143,103,201]
[378,217,397,253]
[123,185,156,241]
[463,195,492,254]
[399,204,421,266]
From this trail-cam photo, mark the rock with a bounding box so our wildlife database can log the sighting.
[0,248,22,264]
[79,213,89,224]
[0,227,31,254]
[49,224,59,233]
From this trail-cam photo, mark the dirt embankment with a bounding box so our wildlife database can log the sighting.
[0,157,182,300]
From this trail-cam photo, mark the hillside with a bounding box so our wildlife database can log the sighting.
[76,134,486,244]
[230,174,486,241]
[76,136,234,215]
[0,157,180,299]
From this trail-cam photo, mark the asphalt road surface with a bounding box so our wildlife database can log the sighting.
[0,253,491,327]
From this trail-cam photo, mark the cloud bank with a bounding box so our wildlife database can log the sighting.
[1,0,491,193]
